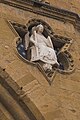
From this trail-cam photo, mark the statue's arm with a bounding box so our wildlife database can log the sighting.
[30,31,38,47]
[30,35,36,45]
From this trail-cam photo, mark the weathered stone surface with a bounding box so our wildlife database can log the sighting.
[0,103,14,120]
[49,0,80,14]
[0,1,80,120]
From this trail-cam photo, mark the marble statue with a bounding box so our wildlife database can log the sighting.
[25,24,59,71]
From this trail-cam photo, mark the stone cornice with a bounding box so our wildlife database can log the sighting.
[1,0,80,30]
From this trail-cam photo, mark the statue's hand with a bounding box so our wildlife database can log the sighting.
[34,42,39,47]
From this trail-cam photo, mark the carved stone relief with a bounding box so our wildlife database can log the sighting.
[9,19,74,85]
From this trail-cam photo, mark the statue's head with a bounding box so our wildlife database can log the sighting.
[36,24,44,33]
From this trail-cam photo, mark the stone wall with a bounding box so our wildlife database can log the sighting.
[0,1,80,120]
[49,0,80,15]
